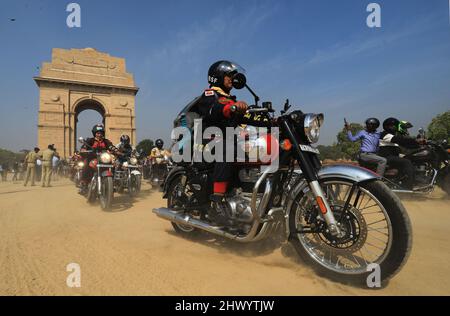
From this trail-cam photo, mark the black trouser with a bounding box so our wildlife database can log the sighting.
[386,156,415,189]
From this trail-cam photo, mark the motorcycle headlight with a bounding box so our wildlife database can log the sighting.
[303,113,324,144]
[122,161,129,168]
[100,152,112,164]
[130,157,138,165]
[77,162,84,168]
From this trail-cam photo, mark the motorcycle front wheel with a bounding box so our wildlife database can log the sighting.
[289,178,412,285]
[99,176,114,210]
[128,175,139,197]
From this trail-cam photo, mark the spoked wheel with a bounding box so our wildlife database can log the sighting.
[289,179,412,285]
[128,175,138,197]
[99,176,114,211]
[167,175,199,237]
[86,177,97,204]
[136,175,142,193]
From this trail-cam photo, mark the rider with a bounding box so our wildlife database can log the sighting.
[79,124,121,194]
[150,139,170,164]
[115,134,136,161]
[196,60,270,224]
[379,118,421,190]
[346,118,387,176]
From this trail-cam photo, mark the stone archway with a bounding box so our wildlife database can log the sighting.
[73,98,106,147]
[34,48,139,158]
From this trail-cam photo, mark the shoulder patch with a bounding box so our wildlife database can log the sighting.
[204,90,215,97]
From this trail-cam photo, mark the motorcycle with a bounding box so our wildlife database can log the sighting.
[78,137,115,210]
[149,153,173,189]
[73,158,85,188]
[360,129,450,195]
[114,155,142,197]
[153,74,412,285]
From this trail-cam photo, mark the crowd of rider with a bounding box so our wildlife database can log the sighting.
[346,117,425,190]
[68,124,170,194]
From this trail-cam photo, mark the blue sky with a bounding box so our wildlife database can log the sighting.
[0,0,449,151]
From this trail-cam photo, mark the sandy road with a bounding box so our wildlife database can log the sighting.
[0,178,449,296]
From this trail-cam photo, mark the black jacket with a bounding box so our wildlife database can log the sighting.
[378,131,419,157]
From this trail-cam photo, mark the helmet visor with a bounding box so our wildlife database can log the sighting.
[217,61,246,77]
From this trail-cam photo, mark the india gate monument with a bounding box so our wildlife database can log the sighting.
[34,48,139,158]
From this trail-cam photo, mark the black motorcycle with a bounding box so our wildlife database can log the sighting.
[153,74,412,285]
[360,130,450,195]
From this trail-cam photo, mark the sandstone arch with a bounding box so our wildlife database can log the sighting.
[34,48,139,158]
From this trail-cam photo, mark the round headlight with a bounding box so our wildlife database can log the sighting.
[100,152,112,164]
[304,114,324,144]
[122,161,129,168]
[77,161,84,168]
[130,157,138,165]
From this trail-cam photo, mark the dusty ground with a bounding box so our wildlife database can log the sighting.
[0,176,449,296]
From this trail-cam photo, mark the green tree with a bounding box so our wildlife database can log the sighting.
[336,123,364,160]
[136,139,154,156]
[317,144,344,161]
[428,110,450,142]
[0,148,26,167]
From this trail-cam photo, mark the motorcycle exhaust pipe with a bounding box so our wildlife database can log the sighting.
[153,165,278,243]
[153,207,240,240]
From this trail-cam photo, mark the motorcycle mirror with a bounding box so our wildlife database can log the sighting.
[262,101,273,112]
[78,137,85,144]
[232,73,247,90]
[282,99,291,114]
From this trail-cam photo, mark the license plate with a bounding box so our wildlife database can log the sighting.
[299,144,320,154]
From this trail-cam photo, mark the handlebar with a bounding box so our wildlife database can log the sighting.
[230,105,269,114]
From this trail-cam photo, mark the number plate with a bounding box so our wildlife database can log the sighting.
[299,144,320,154]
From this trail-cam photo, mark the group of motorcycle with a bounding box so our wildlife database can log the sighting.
[69,137,143,210]
[67,60,448,286]
[360,128,450,195]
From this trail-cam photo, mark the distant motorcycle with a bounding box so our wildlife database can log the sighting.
[360,129,450,195]
[114,155,142,197]
[149,154,173,189]
[78,137,115,210]
[74,159,85,188]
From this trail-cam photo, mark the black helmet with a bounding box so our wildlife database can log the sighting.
[208,60,246,90]
[383,117,400,134]
[92,124,105,137]
[155,139,164,149]
[365,118,380,131]
[398,121,413,135]
[120,134,130,145]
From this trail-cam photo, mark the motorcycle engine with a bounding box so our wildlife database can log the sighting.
[225,192,258,224]
[415,164,432,185]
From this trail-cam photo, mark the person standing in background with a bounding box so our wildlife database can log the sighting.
[11,161,19,181]
[41,144,59,187]
[24,147,41,186]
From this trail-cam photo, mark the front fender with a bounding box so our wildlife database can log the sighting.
[162,166,186,198]
[318,164,380,182]
[284,164,380,239]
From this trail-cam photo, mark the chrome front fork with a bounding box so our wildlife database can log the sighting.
[97,170,102,195]
[309,180,343,237]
